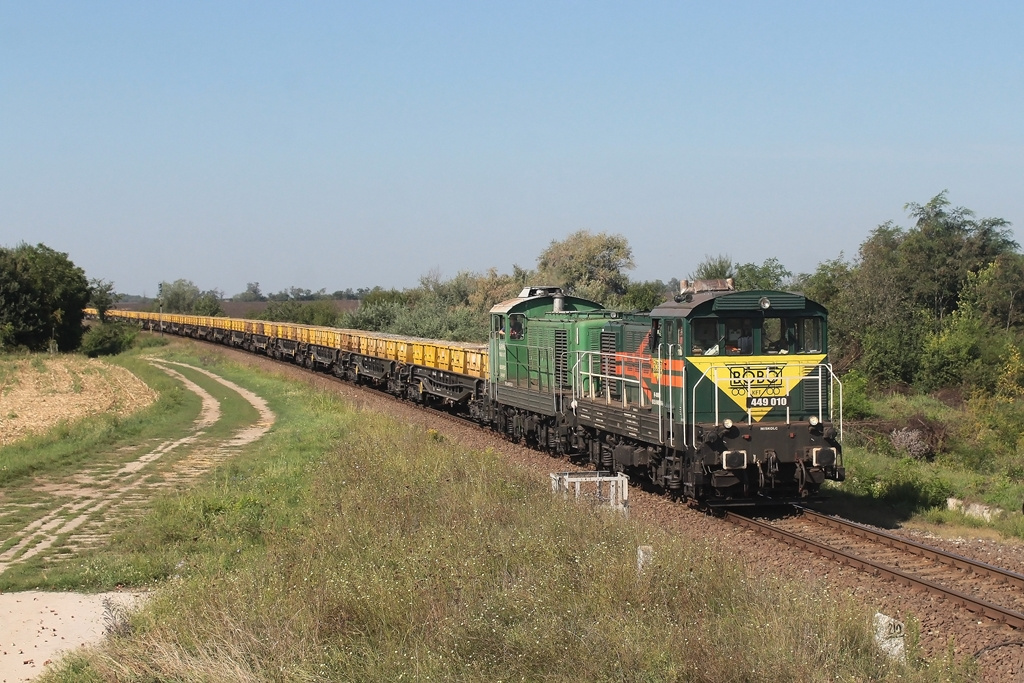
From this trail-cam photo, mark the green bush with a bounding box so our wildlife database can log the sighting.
[915,309,1012,393]
[841,451,953,512]
[860,312,928,386]
[132,334,169,350]
[339,295,488,341]
[841,370,873,419]
[256,299,340,326]
[79,322,137,357]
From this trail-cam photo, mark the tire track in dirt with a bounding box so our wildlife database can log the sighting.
[0,360,275,576]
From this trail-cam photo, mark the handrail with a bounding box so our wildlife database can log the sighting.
[573,349,650,410]
[498,340,560,413]
[656,344,663,444]
[689,360,842,446]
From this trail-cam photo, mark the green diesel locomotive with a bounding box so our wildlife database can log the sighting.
[487,281,844,504]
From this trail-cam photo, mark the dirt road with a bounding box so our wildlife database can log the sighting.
[0,357,275,682]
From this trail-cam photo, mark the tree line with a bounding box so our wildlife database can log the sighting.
[324,191,1024,399]
[3,191,1022,400]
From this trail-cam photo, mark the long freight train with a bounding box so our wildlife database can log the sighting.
[97,279,844,506]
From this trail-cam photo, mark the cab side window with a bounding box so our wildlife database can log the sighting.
[796,318,823,353]
[509,314,525,340]
[690,320,719,355]
[761,317,786,354]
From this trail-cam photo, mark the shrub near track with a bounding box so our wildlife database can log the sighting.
[45,353,968,682]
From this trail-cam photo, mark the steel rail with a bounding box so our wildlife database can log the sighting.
[798,507,1024,592]
[723,511,1024,630]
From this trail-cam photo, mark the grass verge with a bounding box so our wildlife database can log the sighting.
[822,390,1024,538]
[37,355,968,682]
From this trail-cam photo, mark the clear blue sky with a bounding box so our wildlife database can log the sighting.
[2,2,1022,297]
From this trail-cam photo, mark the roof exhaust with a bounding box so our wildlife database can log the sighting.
[552,289,565,312]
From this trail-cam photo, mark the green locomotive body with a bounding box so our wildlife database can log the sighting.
[488,281,844,504]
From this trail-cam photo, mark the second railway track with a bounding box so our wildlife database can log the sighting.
[725,507,1024,630]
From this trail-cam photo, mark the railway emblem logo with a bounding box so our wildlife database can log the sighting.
[686,354,828,421]
[728,364,784,396]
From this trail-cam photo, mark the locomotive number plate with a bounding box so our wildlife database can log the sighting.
[747,396,788,409]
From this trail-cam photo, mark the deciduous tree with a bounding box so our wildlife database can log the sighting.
[733,258,792,291]
[536,230,634,303]
[689,254,734,281]
[88,279,120,322]
[158,279,224,316]
[0,243,90,351]
[233,282,266,302]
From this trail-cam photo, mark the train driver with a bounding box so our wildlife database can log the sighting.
[509,317,524,340]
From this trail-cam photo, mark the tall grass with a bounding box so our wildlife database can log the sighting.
[833,390,1024,538]
[43,359,967,681]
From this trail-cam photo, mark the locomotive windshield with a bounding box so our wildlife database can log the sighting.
[688,316,824,356]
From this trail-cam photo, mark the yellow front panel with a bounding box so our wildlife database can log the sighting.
[451,348,465,374]
[413,343,424,365]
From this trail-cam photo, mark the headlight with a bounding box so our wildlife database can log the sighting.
[723,419,733,430]
[809,415,820,426]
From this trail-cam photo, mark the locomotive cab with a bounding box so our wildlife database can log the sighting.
[487,287,605,445]
[654,281,845,502]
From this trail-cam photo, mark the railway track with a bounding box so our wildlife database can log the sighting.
[724,507,1024,629]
